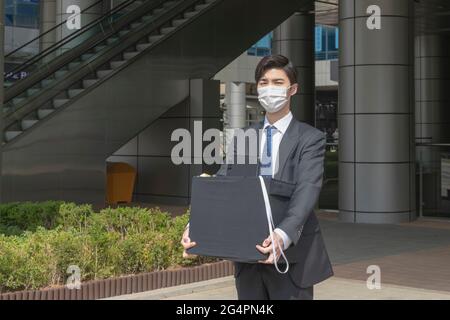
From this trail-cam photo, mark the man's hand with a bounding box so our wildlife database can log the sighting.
[180,226,198,259]
[256,232,285,264]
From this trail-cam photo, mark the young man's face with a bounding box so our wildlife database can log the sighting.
[257,68,298,96]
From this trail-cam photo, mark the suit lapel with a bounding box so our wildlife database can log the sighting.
[274,118,300,180]
[254,120,264,176]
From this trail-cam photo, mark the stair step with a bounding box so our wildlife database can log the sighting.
[123,51,140,60]
[195,3,211,11]
[110,60,127,69]
[141,15,153,22]
[184,11,198,19]
[82,79,99,88]
[41,79,54,87]
[96,69,113,78]
[163,1,177,7]
[172,19,188,27]
[118,29,131,37]
[68,61,81,69]
[67,89,84,98]
[106,37,119,45]
[37,109,55,119]
[94,45,107,53]
[148,34,164,43]
[130,22,142,29]
[54,70,68,78]
[12,97,26,105]
[5,131,22,142]
[81,53,95,61]
[26,88,40,96]
[21,119,39,130]
[53,98,70,108]
[160,26,176,34]
[136,43,152,51]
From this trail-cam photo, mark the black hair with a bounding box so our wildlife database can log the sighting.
[254,54,298,85]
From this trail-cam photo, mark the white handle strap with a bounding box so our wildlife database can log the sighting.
[258,176,289,274]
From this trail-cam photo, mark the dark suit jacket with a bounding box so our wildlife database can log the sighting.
[215,117,334,288]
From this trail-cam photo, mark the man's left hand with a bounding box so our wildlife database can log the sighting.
[256,232,284,264]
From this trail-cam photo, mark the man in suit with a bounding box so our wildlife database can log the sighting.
[181,54,333,300]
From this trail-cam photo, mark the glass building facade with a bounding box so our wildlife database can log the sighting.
[5,0,40,29]
[247,32,272,57]
[247,25,339,60]
[315,25,338,60]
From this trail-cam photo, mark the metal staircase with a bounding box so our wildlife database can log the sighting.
[3,0,217,143]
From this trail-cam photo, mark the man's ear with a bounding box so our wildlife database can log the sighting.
[290,83,299,96]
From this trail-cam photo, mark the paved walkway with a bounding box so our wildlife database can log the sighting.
[106,276,450,300]
[106,211,450,300]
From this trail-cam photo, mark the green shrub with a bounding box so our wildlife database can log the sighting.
[89,206,172,237]
[0,232,54,291]
[0,201,63,235]
[0,202,218,294]
[56,203,94,232]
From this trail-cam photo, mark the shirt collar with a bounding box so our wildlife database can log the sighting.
[263,111,293,135]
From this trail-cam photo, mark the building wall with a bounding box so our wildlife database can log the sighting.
[4,26,39,55]
[316,60,338,89]
[107,80,222,206]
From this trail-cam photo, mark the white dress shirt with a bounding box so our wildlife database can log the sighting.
[260,111,293,251]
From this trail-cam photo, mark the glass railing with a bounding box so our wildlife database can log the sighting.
[315,50,338,61]
[319,142,339,210]
[3,0,141,88]
[416,143,450,219]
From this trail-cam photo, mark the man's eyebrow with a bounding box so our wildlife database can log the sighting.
[260,78,285,81]
[265,78,285,82]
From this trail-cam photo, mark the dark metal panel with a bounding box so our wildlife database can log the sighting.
[138,118,190,157]
[112,137,138,156]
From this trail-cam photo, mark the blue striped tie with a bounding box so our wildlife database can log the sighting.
[260,125,276,177]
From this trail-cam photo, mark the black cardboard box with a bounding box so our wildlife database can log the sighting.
[187,176,295,263]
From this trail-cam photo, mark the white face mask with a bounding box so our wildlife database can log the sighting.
[257,85,293,113]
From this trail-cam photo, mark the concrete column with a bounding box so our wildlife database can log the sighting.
[415,34,450,213]
[272,4,315,125]
[39,0,57,53]
[338,0,416,223]
[224,81,247,154]
[226,82,247,129]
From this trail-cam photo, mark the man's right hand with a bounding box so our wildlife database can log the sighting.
[180,227,198,259]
